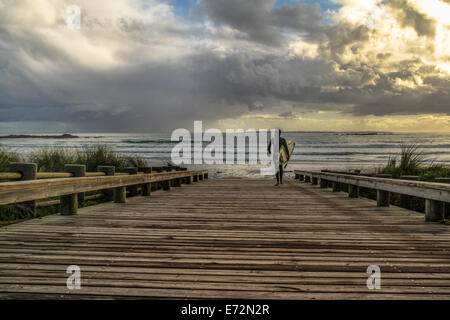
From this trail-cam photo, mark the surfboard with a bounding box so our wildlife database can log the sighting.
[280,140,295,166]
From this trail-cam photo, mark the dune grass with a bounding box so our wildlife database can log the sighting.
[29,145,147,172]
[374,144,450,223]
[377,144,450,181]
[0,146,21,172]
[1,145,147,224]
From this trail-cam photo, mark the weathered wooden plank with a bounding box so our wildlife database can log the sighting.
[0,170,207,205]
[4,269,450,287]
[3,277,450,295]
[2,284,450,300]
[0,178,449,299]
[2,263,450,280]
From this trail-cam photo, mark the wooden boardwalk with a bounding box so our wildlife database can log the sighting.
[0,178,449,299]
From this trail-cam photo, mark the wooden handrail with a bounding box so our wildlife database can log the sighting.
[37,193,105,208]
[0,172,22,180]
[0,170,208,205]
[36,172,73,179]
[1,171,108,180]
[295,170,450,202]
[1,171,155,180]
[294,170,449,222]
[85,172,107,177]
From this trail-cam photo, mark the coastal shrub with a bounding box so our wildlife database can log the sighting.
[416,165,450,182]
[74,145,147,171]
[74,145,124,171]
[378,144,450,181]
[29,145,147,172]
[29,148,76,172]
[1,145,147,223]
[0,146,21,172]
[0,205,27,222]
[399,144,426,174]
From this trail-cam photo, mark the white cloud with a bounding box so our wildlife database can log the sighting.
[0,0,449,132]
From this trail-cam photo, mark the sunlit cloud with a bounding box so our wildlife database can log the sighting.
[0,0,448,133]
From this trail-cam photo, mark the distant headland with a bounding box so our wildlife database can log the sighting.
[0,134,79,139]
[337,132,393,136]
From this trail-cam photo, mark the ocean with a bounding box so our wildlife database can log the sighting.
[2,132,450,178]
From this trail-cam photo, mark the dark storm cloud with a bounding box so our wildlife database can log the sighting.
[200,0,371,59]
[278,111,296,119]
[0,0,449,133]
[199,0,279,45]
[321,23,370,58]
[352,89,450,116]
[387,0,437,38]
[1,45,449,131]
[190,51,450,117]
[200,0,323,46]
[0,57,231,132]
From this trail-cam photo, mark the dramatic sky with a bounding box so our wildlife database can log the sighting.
[0,0,449,133]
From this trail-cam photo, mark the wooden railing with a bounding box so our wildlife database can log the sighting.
[294,170,450,222]
[0,163,208,216]
[0,170,147,180]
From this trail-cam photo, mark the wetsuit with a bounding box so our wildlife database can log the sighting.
[268,136,289,184]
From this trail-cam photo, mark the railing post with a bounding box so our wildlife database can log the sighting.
[341,183,349,192]
[434,178,450,220]
[64,164,86,204]
[97,166,115,201]
[320,179,327,188]
[400,176,419,209]
[9,163,37,217]
[163,179,171,191]
[332,181,341,192]
[183,168,192,184]
[139,167,152,196]
[377,190,390,207]
[114,186,127,203]
[348,185,359,198]
[179,167,188,183]
[123,167,139,196]
[61,193,78,215]
[312,177,318,185]
[161,168,172,191]
[425,199,444,222]
[151,167,163,190]
[172,167,182,187]
[374,174,391,207]
[174,176,182,187]
[163,166,176,187]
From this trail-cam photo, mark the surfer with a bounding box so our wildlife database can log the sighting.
[268,129,290,186]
